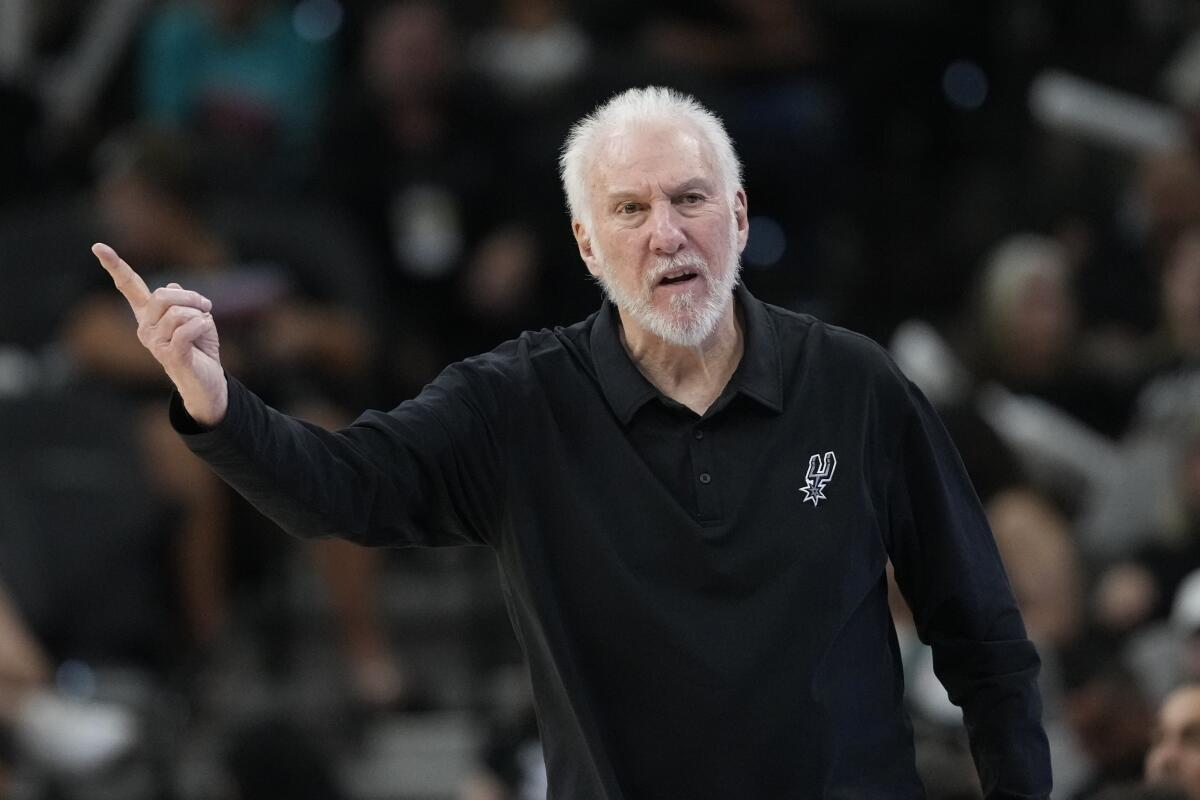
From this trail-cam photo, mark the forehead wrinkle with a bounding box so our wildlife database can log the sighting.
[591,122,716,186]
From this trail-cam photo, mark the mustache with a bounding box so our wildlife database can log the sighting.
[645,255,710,287]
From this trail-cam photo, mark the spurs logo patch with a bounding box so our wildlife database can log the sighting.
[800,451,837,507]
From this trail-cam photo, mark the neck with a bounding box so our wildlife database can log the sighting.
[617,298,743,415]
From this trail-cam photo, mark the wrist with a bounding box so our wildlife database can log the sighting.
[180,377,228,429]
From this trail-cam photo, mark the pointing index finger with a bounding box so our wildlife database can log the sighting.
[92,242,151,307]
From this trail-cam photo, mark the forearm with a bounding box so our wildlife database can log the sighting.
[930,635,1051,799]
[172,372,497,548]
[172,376,376,541]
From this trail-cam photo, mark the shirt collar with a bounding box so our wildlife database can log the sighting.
[589,282,784,425]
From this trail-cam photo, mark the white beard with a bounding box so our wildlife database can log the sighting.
[593,226,741,348]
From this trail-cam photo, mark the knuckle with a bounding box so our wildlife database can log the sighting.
[166,306,196,326]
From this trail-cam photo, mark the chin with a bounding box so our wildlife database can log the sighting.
[645,309,722,348]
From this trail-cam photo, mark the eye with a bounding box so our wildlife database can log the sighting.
[618,202,641,215]
[680,193,705,205]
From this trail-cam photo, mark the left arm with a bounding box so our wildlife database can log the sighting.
[884,381,1052,799]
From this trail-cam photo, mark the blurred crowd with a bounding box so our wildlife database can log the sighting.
[4,0,1200,798]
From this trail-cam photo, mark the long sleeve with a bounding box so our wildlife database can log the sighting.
[883,380,1052,799]
[172,360,510,549]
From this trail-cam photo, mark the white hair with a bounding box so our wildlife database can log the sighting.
[980,234,1070,315]
[978,233,1071,345]
[558,86,743,226]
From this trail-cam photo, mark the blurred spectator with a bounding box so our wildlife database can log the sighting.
[1169,570,1200,688]
[0,580,139,777]
[989,489,1085,651]
[1082,229,1200,557]
[974,235,1077,391]
[1139,149,1200,257]
[59,125,413,711]
[1145,683,1200,799]
[138,0,335,189]
[893,232,1131,512]
[970,233,1135,439]
[319,0,544,393]
[1093,436,1200,635]
[469,0,591,103]
[1064,660,1156,799]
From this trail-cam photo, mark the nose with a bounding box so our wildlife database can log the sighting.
[647,201,686,256]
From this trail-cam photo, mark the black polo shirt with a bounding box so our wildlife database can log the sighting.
[175,284,1051,799]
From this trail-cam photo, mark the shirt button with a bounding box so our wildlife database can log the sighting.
[698,472,712,484]
[693,429,704,440]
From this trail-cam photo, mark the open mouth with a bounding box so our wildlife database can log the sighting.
[658,270,698,286]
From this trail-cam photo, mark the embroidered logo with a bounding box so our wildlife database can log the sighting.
[800,451,837,507]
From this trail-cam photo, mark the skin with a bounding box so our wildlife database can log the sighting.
[1146,686,1200,798]
[571,120,749,415]
[0,582,51,721]
[91,243,227,426]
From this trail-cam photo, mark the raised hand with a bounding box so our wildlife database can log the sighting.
[91,243,228,426]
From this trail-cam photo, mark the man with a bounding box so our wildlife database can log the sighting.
[93,86,1051,797]
[1146,684,1200,798]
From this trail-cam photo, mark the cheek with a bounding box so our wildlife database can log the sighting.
[1145,746,1169,778]
[600,240,645,279]
[1184,752,1200,782]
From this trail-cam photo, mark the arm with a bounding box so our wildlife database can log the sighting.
[92,243,505,548]
[883,381,1052,799]
[173,362,507,548]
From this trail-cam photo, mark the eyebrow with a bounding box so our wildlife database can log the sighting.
[668,178,715,195]
[604,178,716,203]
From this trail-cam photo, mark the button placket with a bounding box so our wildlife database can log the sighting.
[691,426,719,521]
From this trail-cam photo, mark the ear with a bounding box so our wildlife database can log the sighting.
[734,189,749,254]
[572,219,603,279]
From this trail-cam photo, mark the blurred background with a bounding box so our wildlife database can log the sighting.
[3,0,1200,798]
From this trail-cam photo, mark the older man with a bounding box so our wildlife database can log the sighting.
[93,87,1050,798]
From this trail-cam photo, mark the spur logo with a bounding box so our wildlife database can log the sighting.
[800,451,837,507]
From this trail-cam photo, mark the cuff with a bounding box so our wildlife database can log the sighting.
[168,374,238,436]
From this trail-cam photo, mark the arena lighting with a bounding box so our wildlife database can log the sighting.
[293,0,343,42]
[744,216,787,268]
[1029,68,1185,152]
[56,661,97,701]
[942,60,989,111]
